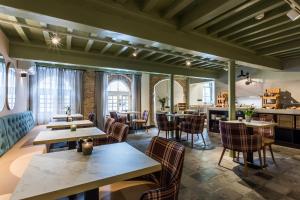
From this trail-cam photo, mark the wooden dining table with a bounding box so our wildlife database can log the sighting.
[46,120,93,129]
[11,142,161,200]
[52,113,83,121]
[226,120,277,168]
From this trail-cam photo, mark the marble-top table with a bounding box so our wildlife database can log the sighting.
[11,142,161,200]
[33,127,106,145]
[52,113,83,120]
[226,120,277,128]
[46,120,93,129]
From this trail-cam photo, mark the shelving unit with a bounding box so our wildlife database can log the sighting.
[262,88,281,109]
[216,92,228,107]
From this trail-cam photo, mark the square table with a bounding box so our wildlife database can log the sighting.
[46,120,93,129]
[11,142,161,200]
[52,114,83,121]
[33,127,106,145]
[226,120,277,167]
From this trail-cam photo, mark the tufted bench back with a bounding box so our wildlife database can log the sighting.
[0,111,35,156]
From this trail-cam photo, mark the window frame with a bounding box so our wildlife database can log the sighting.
[6,62,16,110]
[107,80,131,112]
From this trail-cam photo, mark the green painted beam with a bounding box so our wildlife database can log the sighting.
[244,28,300,48]
[9,42,220,78]
[228,60,236,120]
[257,40,300,56]
[0,0,282,70]
[237,20,300,45]
[180,0,245,30]
[163,0,194,19]
[218,5,289,39]
[207,0,285,35]
[252,35,300,50]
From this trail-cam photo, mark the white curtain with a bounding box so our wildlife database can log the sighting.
[95,71,108,129]
[30,65,83,125]
[131,74,141,112]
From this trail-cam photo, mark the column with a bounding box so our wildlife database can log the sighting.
[228,60,236,120]
[170,74,174,113]
[186,77,190,108]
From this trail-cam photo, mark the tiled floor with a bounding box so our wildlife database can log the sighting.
[127,128,300,200]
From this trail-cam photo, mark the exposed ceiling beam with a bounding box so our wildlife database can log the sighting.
[244,28,300,48]
[115,0,127,4]
[151,53,168,61]
[140,51,156,59]
[40,22,50,45]
[0,0,281,70]
[218,5,290,39]
[10,42,219,78]
[7,16,29,43]
[180,0,246,30]
[237,21,300,45]
[198,0,260,30]
[143,0,158,12]
[229,16,290,42]
[84,33,97,52]
[161,56,178,63]
[252,35,300,50]
[207,0,285,35]
[66,28,72,50]
[163,0,194,19]
[100,42,112,54]
[115,46,128,56]
[257,40,300,56]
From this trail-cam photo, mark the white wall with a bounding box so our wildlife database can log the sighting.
[189,83,203,105]
[0,29,29,117]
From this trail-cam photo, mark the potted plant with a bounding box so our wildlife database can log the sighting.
[243,107,255,122]
[65,106,71,115]
[158,96,168,111]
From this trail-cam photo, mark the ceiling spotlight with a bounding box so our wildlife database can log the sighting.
[185,60,191,66]
[255,13,264,20]
[223,67,228,71]
[50,34,61,47]
[132,49,138,57]
[285,0,300,21]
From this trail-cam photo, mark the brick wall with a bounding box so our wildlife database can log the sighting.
[82,71,96,119]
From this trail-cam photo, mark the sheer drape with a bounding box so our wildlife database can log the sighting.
[131,74,141,112]
[95,71,108,130]
[30,66,83,125]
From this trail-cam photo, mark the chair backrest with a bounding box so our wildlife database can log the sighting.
[104,117,115,134]
[110,111,119,121]
[108,122,129,143]
[142,110,149,123]
[88,112,96,122]
[190,115,205,134]
[156,113,168,130]
[146,136,185,189]
[219,121,262,152]
[258,117,273,138]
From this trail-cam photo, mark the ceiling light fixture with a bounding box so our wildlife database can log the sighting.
[285,0,300,21]
[185,60,191,66]
[49,33,62,48]
[132,49,138,57]
[255,13,264,20]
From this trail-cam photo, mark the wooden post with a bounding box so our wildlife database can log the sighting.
[228,60,236,120]
[186,77,190,108]
[170,74,174,113]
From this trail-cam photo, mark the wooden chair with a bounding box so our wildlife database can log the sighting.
[110,111,127,124]
[132,110,149,133]
[107,122,129,144]
[179,115,206,148]
[156,113,176,139]
[218,121,263,176]
[94,117,115,146]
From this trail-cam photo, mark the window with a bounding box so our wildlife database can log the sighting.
[107,80,130,112]
[0,57,5,111]
[7,66,16,110]
[202,81,215,104]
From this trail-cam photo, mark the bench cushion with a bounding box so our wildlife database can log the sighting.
[0,119,10,157]
[1,111,35,152]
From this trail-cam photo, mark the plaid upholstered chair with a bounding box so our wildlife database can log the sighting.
[179,115,206,148]
[254,117,276,165]
[132,110,149,132]
[94,117,115,146]
[156,113,176,139]
[107,122,129,144]
[141,136,185,200]
[110,111,127,124]
[218,121,263,176]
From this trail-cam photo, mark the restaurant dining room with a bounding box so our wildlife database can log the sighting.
[1,0,300,200]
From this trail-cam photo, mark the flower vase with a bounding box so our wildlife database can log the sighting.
[245,115,252,122]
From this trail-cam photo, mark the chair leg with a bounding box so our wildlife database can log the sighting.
[237,151,240,161]
[200,133,206,146]
[218,147,226,166]
[242,152,248,176]
[157,129,160,137]
[269,145,276,165]
[263,146,267,166]
[258,150,263,169]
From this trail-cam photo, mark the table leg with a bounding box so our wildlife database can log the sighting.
[84,188,99,200]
